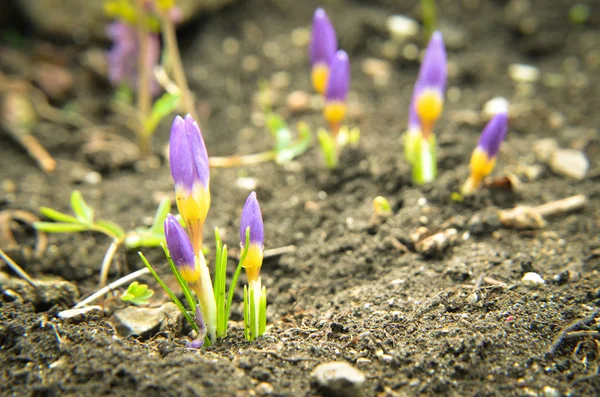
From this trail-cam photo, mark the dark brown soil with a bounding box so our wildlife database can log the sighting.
[1,0,600,396]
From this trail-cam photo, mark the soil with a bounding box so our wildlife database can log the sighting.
[1,0,600,396]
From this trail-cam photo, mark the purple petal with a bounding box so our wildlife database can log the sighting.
[310,8,337,67]
[477,112,508,158]
[416,31,447,94]
[325,50,350,102]
[164,214,195,273]
[408,85,421,131]
[169,115,209,192]
[240,192,264,246]
[184,114,210,189]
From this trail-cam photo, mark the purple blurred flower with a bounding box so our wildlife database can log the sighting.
[325,50,350,103]
[416,31,447,95]
[169,114,210,192]
[477,112,508,159]
[106,21,161,96]
[164,214,198,282]
[309,8,337,69]
[240,192,264,247]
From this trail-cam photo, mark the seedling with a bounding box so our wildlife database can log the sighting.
[141,115,267,346]
[373,196,392,217]
[310,8,358,169]
[460,109,509,196]
[34,191,172,286]
[121,281,154,305]
[404,31,446,184]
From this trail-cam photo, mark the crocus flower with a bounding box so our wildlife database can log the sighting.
[323,50,350,134]
[169,114,211,255]
[106,21,161,96]
[240,192,264,284]
[164,214,199,283]
[412,31,446,139]
[310,8,338,94]
[462,111,509,195]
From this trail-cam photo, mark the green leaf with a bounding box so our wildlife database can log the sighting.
[70,191,94,224]
[39,207,79,224]
[150,197,171,234]
[124,233,165,249]
[275,122,312,164]
[95,219,125,238]
[144,93,180,135]
[266,113,292,152]
[317,129,338,169]
[121,281,154,306]
[139,252,198,333]
[33,222,91,233]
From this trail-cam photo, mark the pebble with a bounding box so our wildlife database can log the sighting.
[542,386,561,397]
[508,64,540,83]
[236,177,257,191]
[34,63,74,99]
[482,97,509,120]
[256,382,274,396]
[286,90,311,112]
[311,362,366,397]
[113,302,181,336]
[533,138,559,163]
[361,58,392,86]
[521,272,545,288]
[386,15,419,42]
[548,149,589,180]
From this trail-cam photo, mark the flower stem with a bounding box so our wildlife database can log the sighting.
[159,13,199,124]
[136,10,153,158]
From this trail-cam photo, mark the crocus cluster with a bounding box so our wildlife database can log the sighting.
[404,31,447,184]
[461,109,509,195]
[310,8,350,135]
[163,114,267,345]
[106,21,161,96]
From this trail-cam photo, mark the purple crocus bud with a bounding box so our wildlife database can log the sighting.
[240,192,264,247]
[106,21,161,96]
[462,110,509,195]
[187,305,207,348]
[310,8,337,94]
[240,192,264,284]
[323,50,350,133]
[164,214,199,283]
[169,114,211,255]
[413,31,447,138]
[477,112,508,159]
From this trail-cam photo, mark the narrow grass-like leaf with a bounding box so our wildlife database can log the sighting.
[226,227,250,323]
[259,285,267,335]
[317,129,338,169]
[33,222,91,233]
[150,197,172,234]
[70,191,94,224]
[244,285,250,340]
[139,252,198,333]
[161,243,197,314]
[39,207,79,224]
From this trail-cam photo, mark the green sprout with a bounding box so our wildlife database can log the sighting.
[121,281,154,305]
[34,191,172,286]
[420,0,437,41]
[373,196,392,217]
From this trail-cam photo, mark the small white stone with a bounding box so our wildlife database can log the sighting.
[508,64,540,83]
[236,177,257,190]
[386,15,419,42]
[542,385,561,397]
[521,272,545,287]
[482,97,509,120]
[548,149,589,180]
